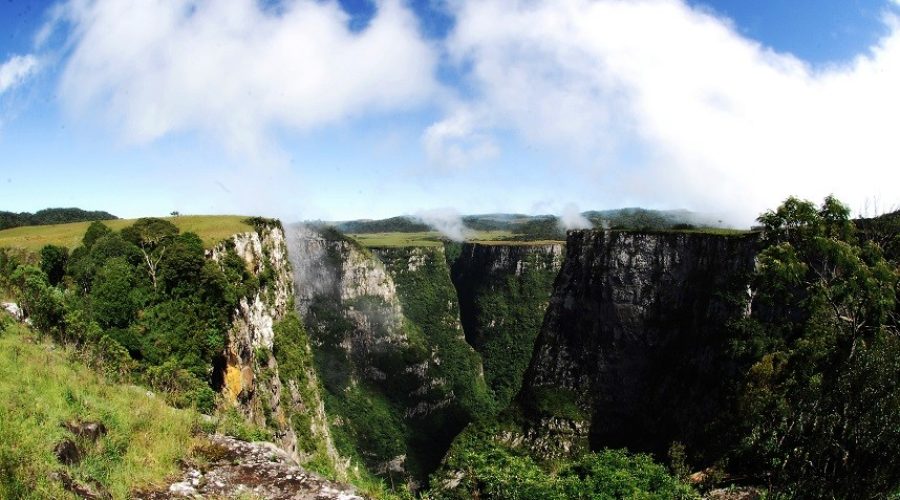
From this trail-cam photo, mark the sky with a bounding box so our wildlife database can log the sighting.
[0,0,898,226]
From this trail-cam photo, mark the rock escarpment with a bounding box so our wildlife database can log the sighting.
[450,243,564,408]
[285,226,491,485]
[209,222,343,476]
[516,230,758,459]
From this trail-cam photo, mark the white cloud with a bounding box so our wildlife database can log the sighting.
[558,203,593,230]
[0,54,40,95]
[53,0,438,156]
[415,207,471,241]
[422,107,499,169]
[437,0,900,224]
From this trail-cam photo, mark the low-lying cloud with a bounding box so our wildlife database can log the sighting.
[415,208,471,241]
[558,203,593,231]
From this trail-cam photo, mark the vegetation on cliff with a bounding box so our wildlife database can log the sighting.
[449,244,562,408]
[729,196,900,497]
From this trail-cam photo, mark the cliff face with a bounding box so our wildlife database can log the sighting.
[516,230,758,459]
[285,226,491,485]
[450,243,564,408]
[209,223,343,476]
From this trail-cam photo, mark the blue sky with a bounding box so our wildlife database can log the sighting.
[1,0,898,225]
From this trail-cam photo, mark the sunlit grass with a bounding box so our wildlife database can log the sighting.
[0,321,201,499]
[0,215,253,252]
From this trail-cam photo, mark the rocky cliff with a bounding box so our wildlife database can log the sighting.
[209,222,343,477]
[285,226,492,485]
[513,230,758,460]
[449,243,564,409]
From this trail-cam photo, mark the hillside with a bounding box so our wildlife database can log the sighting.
[0,215,253,251]
[0,320,201,498]
[0,208,118,231]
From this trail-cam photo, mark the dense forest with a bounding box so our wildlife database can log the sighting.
[0,208,117,231]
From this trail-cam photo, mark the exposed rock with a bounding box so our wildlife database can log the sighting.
[209,223,344,478]
[54,438,82,465]
[136,434,364,500]
[517,230,758,459]
[2,302,24,321]
[62,420,108,442]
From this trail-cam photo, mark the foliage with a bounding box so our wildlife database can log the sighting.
[731,196,900,498]
[39,245,69,286]
[426,428,697,500]
[450,245,560,408]
[272,312,333,462]
[0,322,199,499]
[0,207,117,231]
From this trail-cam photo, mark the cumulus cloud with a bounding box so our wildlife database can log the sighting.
[436,0,900,224]
[415,207,471,241]
[0,54,40,95]
[52,0,438,156]
[558,203,593,231]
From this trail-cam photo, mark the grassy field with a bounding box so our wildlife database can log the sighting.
[0,215,253,252]
[0,320,201,499]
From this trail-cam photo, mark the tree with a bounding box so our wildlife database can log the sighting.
[121,218,179,290]
[733,196,900,497]
[39,245,68,286]
[90,257,138,329]
[82,221,113,248]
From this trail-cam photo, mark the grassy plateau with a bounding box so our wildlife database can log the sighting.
[0,215,252,252]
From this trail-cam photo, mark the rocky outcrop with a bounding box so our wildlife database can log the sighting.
[516,230,758,460]
[209,223,343,476]
[136,434,363,499]
[450,243,564,408]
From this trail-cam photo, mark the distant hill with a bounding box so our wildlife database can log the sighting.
[331,208,714,241]
[334,216,431,234]
[0,208,118,231]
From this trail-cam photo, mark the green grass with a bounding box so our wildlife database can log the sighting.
[0,215,253,252]
[0,320,201,499]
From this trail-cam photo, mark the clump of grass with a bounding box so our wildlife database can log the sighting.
[0,321,201,499]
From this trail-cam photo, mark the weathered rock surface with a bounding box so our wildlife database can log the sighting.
[136,435,363,500]
[517,230,758,459]
[284,226,490,483]
[209,223,343,476]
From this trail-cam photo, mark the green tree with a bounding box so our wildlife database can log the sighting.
[734,196,900,497]
[39,245,68,286]
[82,221,113,248]
[90,257,138,329]
[121,218,179,290]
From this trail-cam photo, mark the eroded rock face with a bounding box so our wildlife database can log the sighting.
[450,243,564,408]
[209,224,343,476]
[284,226,490,483]
[517,230,758,459]
[136,434,363,500]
